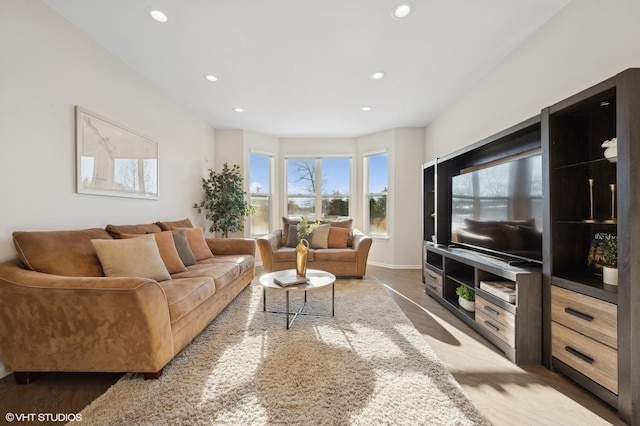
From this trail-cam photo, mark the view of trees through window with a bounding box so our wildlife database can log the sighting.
[286,158,350,220]
[366,153,388,234]
[249,153,271,236]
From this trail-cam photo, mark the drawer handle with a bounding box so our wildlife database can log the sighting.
[564,307,594,322]
[484,305,500,316]
[429,284,437,290]
[428,273,438,279]
[565,346,595,364]
[484,321,500,332]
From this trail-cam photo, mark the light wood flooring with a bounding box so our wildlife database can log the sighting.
[0,266,624,425]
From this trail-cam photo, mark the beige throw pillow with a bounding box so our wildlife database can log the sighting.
[120,231,187,274]
[310,224,331,249]
[91,234,171,282]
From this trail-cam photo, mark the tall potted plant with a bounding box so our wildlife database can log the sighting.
[194,163,255,238]
[599,238,618,286]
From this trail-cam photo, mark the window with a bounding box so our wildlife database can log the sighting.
[365,152,388,235]
[286,157,351,220]
[249,153,272,236]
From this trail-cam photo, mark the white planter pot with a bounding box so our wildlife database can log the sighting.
[603,266,618,286]
[458,296,475,312]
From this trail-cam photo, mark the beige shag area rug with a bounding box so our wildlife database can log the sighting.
[76,278,489,425]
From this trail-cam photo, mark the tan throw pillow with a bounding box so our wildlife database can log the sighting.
[310,224,331,249]
[174,227,214,261]
[327,227,349,248]
[91,234,171,281]
[172,229,196,266]
[120,231,187,274]
[322,218,354,246]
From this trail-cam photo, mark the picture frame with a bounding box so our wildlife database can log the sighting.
[76,107,159,199]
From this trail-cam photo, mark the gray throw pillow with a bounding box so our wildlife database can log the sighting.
[286,225,300,248]
[172,229,196,266]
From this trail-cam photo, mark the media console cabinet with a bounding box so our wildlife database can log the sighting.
[423,243,541,365]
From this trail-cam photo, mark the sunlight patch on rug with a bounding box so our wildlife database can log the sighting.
[74,277,489,425]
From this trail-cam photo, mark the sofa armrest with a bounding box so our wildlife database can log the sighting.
[352,229,373,277]
[0,261,174,373]
[256,230,283,272]
[206,238,255,257]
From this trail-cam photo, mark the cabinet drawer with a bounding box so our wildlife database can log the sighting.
[423,268,443,297]
[552,322,618,395]
[551,286,617,349]
[476,296,515,330]
[476,309,515,347]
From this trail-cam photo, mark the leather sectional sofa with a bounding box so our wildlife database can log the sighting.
[0,219,255,383]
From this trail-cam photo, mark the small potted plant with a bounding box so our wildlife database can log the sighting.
[456,285,475,312]
[599,238,618,286]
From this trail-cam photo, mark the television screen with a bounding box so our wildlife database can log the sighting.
[450,153,543,263]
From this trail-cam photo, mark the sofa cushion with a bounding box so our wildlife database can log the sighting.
[272,247,316,262]
[174,227,214,261]
[105,223,162,239]
[91,234,171,281]
[170,261,240,290]
[12,228,112,277]
[314,248,357,262]
[156,218,193,231]
[120,231,187,274]
[159,277,216,325]
[172,229,196,266]
[310,224,331,249]
[198,254,254,275]
[328,227,349,248]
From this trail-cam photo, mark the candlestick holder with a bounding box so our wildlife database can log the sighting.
[584,178,596,223]
[604,183,616,223]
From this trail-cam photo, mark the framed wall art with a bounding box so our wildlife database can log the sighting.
[76,107,159,199]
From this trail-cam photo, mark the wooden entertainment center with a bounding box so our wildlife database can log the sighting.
[422,68,640,424]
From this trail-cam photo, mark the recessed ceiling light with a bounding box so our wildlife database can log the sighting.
[233,107,245,113]
[360,106,372,112]
[392,2,413,19]
[148,9,168,23]
[370,71,385,80]
[204,74,218,82]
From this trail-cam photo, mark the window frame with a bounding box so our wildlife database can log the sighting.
[249,151,274,238]
[364,150,389,237]
[284,155,353,220]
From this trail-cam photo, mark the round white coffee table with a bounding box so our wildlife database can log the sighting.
[259,269,336,329]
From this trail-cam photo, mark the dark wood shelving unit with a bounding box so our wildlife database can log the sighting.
[542,68,640,423]
[422,68,640,424]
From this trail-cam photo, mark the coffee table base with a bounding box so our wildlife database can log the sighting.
[263,284,335,329]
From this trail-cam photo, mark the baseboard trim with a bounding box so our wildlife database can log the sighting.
[367,261,421,270]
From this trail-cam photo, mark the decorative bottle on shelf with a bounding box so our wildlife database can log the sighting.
[295,239,309,277]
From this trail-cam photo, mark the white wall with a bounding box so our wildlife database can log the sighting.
[425,0,640,161]
[0,0,216,375]
[356,128,424,269]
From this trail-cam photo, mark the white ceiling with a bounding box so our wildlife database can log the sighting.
[42,0,570,138]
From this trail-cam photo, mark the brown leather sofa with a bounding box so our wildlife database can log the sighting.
[257,218,372,278]
[0,219,255,383]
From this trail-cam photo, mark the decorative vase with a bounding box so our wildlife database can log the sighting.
[458,296,475,312]
[602,266,618,286]
[295,238,309,277]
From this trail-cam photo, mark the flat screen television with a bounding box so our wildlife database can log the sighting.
[450,151,543,263]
